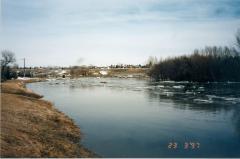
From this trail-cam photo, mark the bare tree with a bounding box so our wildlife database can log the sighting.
[236,29,240,52]
[1,50,17,81]
[1,50,16,67]
[146,56,158,67]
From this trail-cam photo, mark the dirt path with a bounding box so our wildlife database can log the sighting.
[1,80,95,157]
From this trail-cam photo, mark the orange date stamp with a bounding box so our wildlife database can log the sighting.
[168,141,200,150]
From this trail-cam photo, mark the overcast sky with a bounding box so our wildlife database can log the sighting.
[1,0,240,67]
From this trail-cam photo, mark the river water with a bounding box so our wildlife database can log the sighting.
[27,78,240,157]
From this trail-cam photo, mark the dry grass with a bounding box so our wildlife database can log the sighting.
[0,80,95,157]
[108,68,148,75]
[70,68,149,77]
[1,81,43,98]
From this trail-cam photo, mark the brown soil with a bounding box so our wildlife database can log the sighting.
[0,80,96,157]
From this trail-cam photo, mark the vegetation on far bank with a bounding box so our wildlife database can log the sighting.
[2,30,240,82]
[149,30,240,82]
[70,67,148,78]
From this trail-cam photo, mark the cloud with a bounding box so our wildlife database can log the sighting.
[1,0,240,66]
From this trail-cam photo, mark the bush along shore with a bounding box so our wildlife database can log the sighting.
[149,47,240,82]
[149,31,240,82]
[0,79,96,157]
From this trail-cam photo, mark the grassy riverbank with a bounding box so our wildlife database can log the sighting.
[0,79,95,157]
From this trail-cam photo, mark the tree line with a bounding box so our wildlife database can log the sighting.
[149,30,240,82]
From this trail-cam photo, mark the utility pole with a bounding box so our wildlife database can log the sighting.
[23,58,26,77]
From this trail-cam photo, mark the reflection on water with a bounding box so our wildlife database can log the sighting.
[28,78,240,157]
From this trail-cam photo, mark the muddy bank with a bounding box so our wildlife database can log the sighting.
[0,80,95,157]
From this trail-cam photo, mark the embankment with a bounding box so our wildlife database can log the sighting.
[0,80,95,157]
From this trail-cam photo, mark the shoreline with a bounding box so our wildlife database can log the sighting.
[0,79,96,157]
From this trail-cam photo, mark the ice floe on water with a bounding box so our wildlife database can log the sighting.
[42,77,240,105]
[206,95,240,104]
[193,99,214,104]
[197,87,205,91]
[172,85,185,89]
[156,85,165,88]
